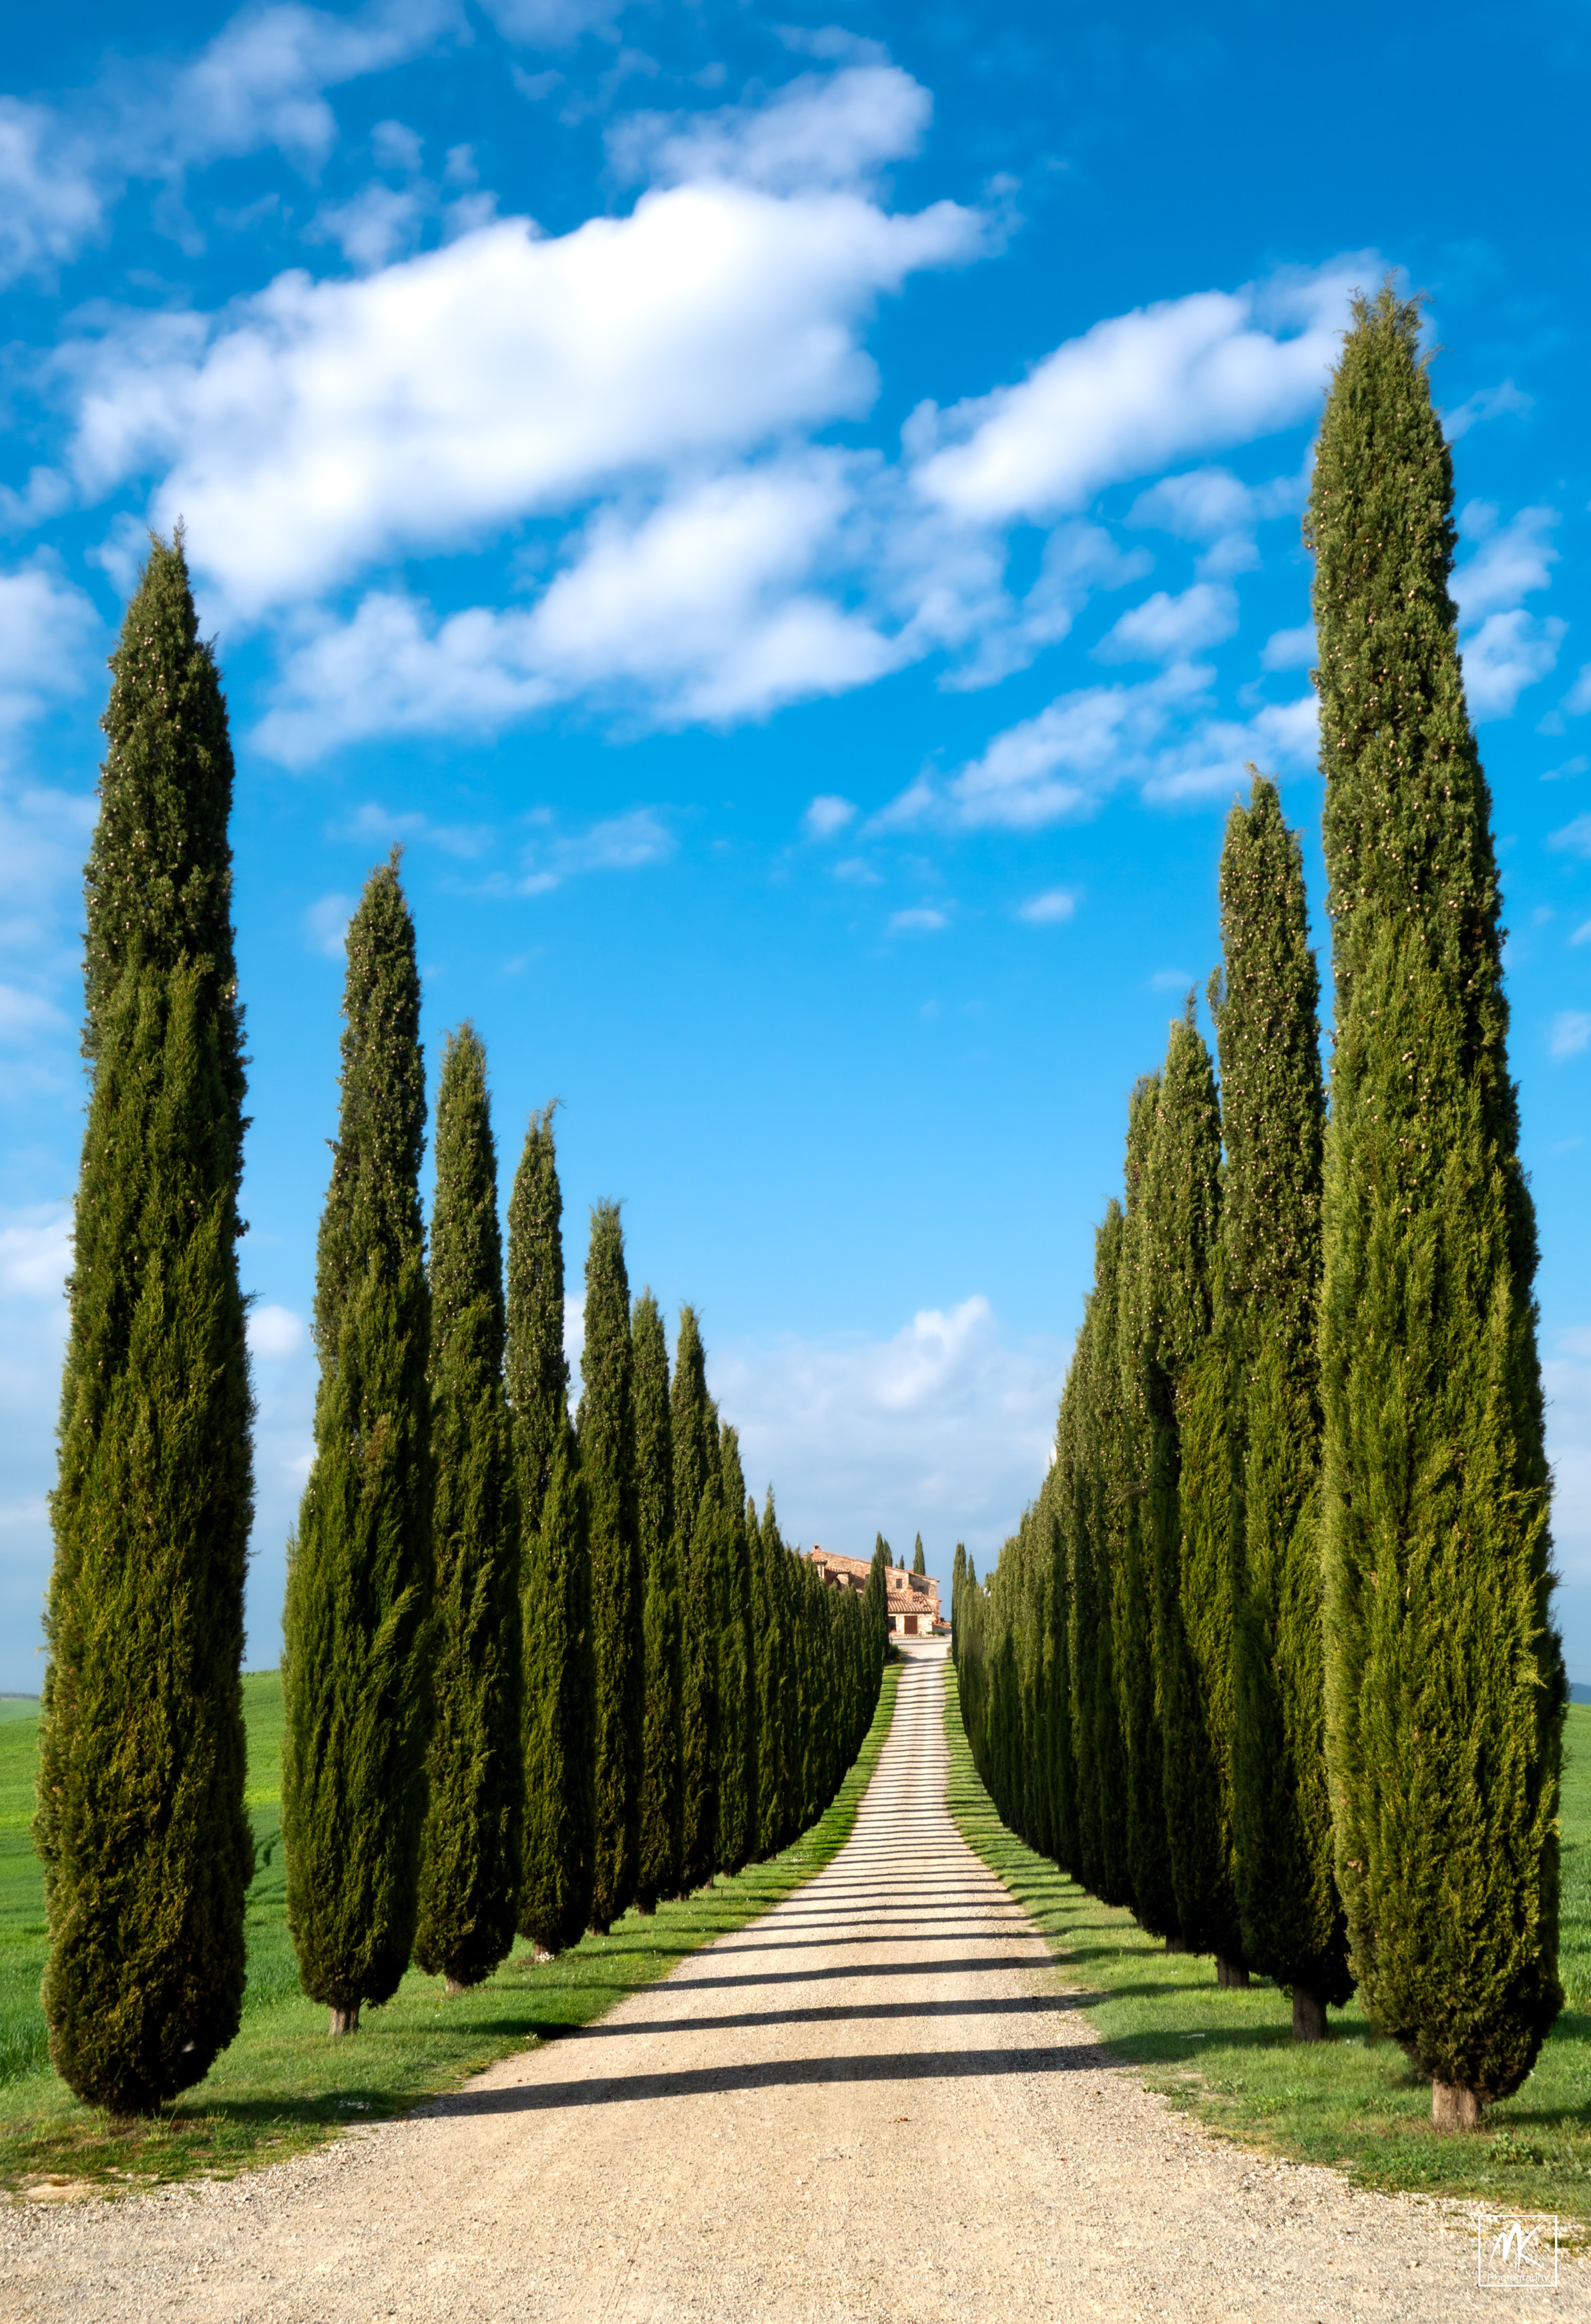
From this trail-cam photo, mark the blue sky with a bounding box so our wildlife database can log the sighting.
[1,0,1589,1695]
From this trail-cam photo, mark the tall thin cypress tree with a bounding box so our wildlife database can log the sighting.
[1218,775,1351,2040]
[864,1536,889,1678]
[415,1027,522,1994]
[752,1493,784,1858]
[912,1534,926,1577]
[716,1425,757,1875]
[1114,1075,1178,1940]
[633,1290,682,1912]
[951,1543,967,1664]
[1313,287,1562,2124]
[673,1307,720,1890]
[580,1203,643,1933]
[37,534,253,2113]
[282,853,433,2036]
[508,1108,594,1955]
[1138,1004,1237,1970]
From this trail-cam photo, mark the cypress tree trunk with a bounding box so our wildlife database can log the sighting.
[508,1110,594,1954]
[580,1204,643,1935]
[415,1028,522,1994]
[282,853,433,2035]
[37,536,252,2113]
[673,1308,720,1890]
[1218,776,1351,2036]
[715,1426,757,1876]
[633,1291,682,1913]
[1313,286,1563,2118]
[1114,1076,1178,1940]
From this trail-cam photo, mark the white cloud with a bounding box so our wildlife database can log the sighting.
[0,561,102,727]
[303,890,354,956]
[0,0,461,288]
[1550,1011,1591,1060]
[1463,610,1566,719]
[888,906,947,934]
[519,807,672,894]
[1096,580,1238,664]
[0,984,67,1041]
[1015,888,1076,924]
[1570,921,1591,948]
[478,0,628,43]
[1261,621,1315,671]
[1551,816,1591,859]
[1564,665,1591,717]
[313,179,426,267]
[609,64,931,193]
[70,169,981,618]
[256,459,900,755]
[879,662,1319,833]
[1148,967,1194,992]
[247,1303,306,1358]
[1452,503,1558,622]
[803,793,857,839]
[1443,379,1532,440]
[712,1293,1066,1560]
[909,257,1371,525]
[0,1207,71,1302]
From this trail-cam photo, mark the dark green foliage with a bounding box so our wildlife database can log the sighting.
[505,1105,567,1537]
[864,1537,889,1674]
[1113,1074,1179,1941]
[950,1543,967,1664]
[579,1204,642,1934]
[415,1028,522,1992]
[1314,287,1562,2106]
[752,1493,786,1857]
[282,855,433,2029]
[1216,777,1351,2019]
[912,1534,926,1577]
[507,1105,593,1956]
[633,1292,682,1911]
[39,538,253,2112]
[714,1426,756,1877]
[673,1308,719,1891]
[517,1418,596,1954]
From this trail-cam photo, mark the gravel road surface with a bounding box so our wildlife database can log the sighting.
[3,1644,1580,2321]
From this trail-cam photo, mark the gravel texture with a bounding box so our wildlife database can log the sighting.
[3,1643,1582,2320]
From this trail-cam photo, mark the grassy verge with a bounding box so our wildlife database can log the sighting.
[944,1663,1591,2234]
[0,1660,898,2195]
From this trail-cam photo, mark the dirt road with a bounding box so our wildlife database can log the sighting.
[3,1646,1578,2320]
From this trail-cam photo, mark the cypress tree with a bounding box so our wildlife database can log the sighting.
[864,1535,889,1676]
[282,853,433,2036]
[715,1425,757,1875]
[912,1533,926,1577]
[1218,775,1351,2040]
[1137,1004,1238,1969]
[414,1027,521,1994]
[752,1492,784,1857]
[951,1543,966,1664]
[1084,1204,1134,1911]
[1114,1074,1178,1941]
[1313,286,1562,2124]
[37,535,252,2114]
[580,1203,643,1934]
[673,1307,720,1890]
[633,1290,682,1912]
[508,1104,594,1955]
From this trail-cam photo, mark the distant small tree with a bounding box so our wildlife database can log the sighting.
[282,854,433,2036]
[673,1308,720,1891]
[912,1534,926,1577]
[415,1026,522,1995]
[715,1425,757,1875]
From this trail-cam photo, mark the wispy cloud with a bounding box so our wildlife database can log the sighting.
[1550,1010,1591,1060]
[518,807,673,895]
[1015,888,1077,925]
[887,905,948,934]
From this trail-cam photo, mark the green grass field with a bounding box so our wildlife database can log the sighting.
[945,1665,1591,2233]
[0,1661,899,2192]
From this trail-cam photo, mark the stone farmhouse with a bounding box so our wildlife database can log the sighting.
[809,1547,943,1636]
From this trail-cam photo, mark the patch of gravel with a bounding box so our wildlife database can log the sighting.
[3,1648,1582,2321]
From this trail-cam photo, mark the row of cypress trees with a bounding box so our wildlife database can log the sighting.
[35,536,889,2108]
[955,286,1565,2131]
